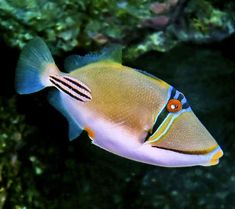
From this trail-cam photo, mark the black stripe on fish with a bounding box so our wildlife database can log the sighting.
[151,108,169,135]
[182,102,190,109]
[49,76,91,101]
[50,76,91,100]
[50,79,84,102]
[144,87,176,142]
[177,93,184,101]
[144,88,191,142]
[152,146,213,155]
[63,76,91,93]
[144,108,169,142]
[170,87,176,99]
[173,90,190,110]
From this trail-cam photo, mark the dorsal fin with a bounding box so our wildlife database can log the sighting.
[64,45,122,72]
[135,68,160,80]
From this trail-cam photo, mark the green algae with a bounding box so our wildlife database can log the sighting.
[0,0,234,59]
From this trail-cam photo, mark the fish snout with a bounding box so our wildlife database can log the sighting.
[149,111,223,166]
[207,146,223,166]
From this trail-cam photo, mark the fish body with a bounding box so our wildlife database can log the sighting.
[15,38,223,167]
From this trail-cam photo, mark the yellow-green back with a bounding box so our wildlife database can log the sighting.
[70,61,169,136]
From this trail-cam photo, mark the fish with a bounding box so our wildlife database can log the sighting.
[15,38,223,167]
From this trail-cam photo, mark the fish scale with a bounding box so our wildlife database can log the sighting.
[15,37,223,167]
[69,62,169,133]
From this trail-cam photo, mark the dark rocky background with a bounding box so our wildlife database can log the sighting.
[0,0,235,209]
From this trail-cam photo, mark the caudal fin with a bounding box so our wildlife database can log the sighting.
[15,37,59,94]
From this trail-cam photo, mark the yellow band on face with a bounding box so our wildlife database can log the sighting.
[148,114,174,143]
[150,111,219,155]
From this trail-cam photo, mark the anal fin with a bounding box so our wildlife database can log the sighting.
[48,89,83,141]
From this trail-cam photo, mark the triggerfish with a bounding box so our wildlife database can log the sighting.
[15,38,223,167]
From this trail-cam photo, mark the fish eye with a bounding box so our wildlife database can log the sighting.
[167,99,182,113]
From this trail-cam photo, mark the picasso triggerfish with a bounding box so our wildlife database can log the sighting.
[15,38,223,167]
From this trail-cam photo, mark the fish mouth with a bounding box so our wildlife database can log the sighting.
[207,147,223,166]
[152,145,223,166]
[152,144,217,155]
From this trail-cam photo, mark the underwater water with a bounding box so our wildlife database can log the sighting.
[0,0,235,209]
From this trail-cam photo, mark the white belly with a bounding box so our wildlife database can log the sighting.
[62,94,215,167]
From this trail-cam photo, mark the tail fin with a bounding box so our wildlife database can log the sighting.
[15,37,59,94]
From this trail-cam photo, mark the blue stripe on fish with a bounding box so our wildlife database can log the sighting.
[150,86,175,134]
[177,93,184,101]
[144,86,173,141]
[170,87,176,99]
[145,86,192,142]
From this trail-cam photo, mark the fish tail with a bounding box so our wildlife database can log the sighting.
[15,37,60,94]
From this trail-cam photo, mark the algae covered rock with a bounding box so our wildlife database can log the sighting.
[0,0,82,53]
[0,0,234,59]
[127,0,235,59]
[0,0,151,54]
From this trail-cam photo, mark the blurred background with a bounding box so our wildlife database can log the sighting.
[0,0,235,208]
